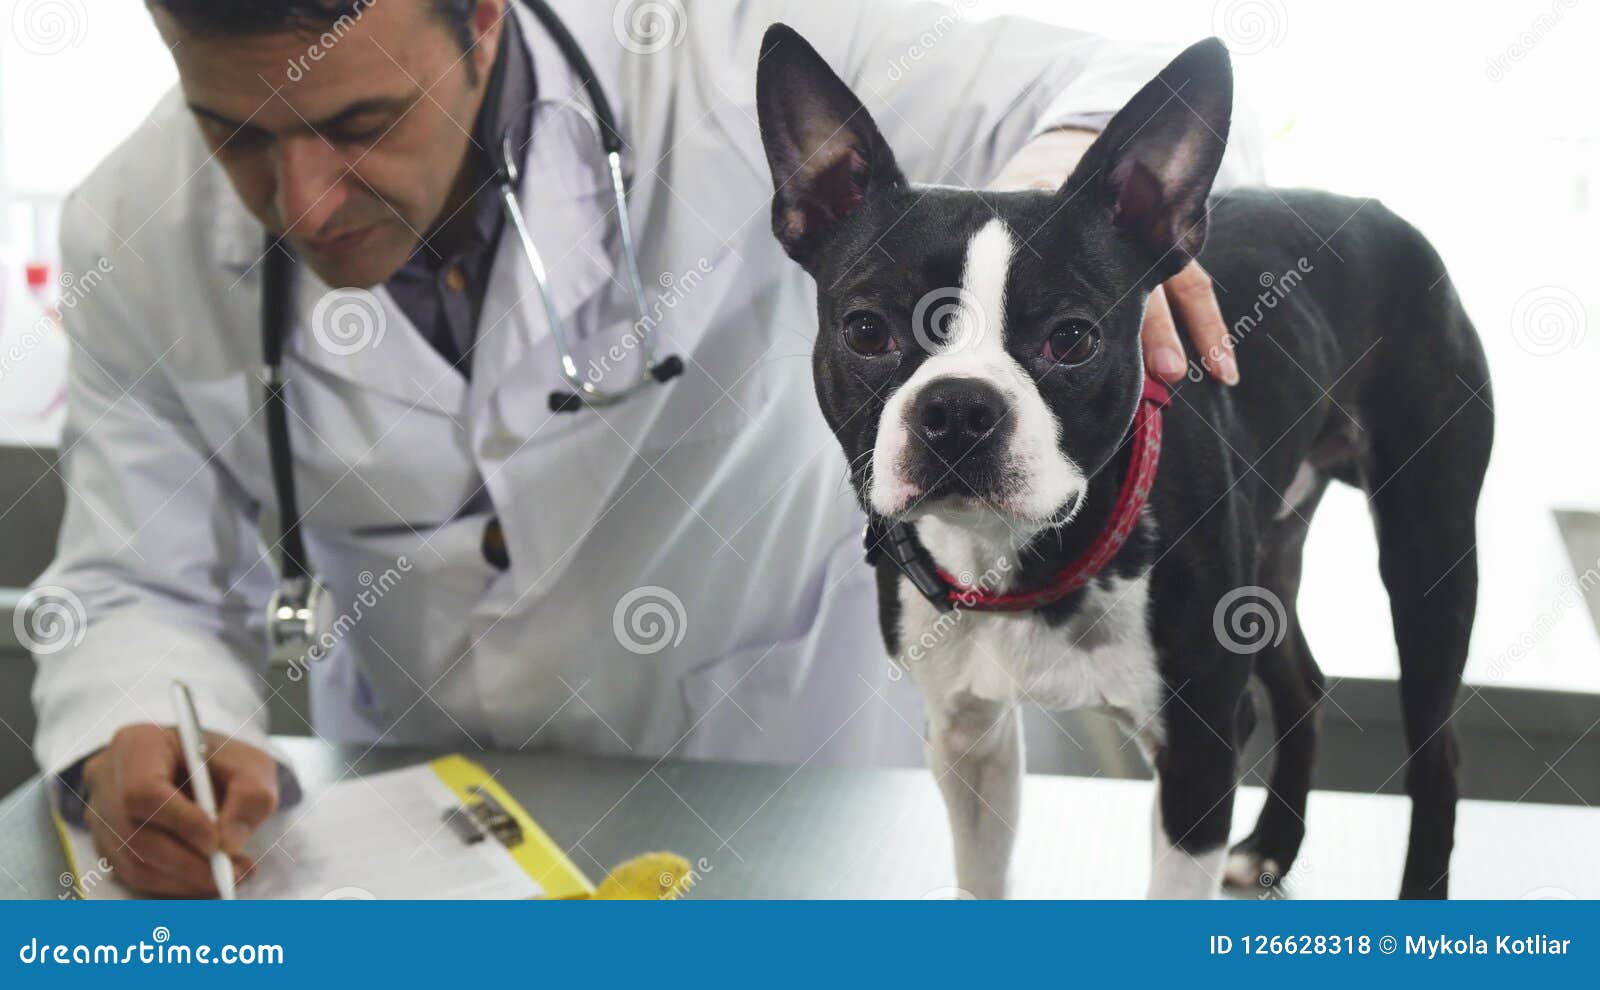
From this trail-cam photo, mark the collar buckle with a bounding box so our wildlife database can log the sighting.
[864,520,955,612]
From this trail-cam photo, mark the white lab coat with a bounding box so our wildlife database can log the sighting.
[31,1,1261,778]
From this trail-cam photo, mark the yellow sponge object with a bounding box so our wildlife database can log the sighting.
[590,852,698,900]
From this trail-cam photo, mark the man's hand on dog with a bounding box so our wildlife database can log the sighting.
[989,127,1238,386]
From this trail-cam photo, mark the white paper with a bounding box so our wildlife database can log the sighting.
[63,764,543,900]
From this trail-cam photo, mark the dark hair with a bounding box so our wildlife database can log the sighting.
[146,0,478,53]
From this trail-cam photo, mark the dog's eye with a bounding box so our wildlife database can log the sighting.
[1042,321,1100,365]
[843,311,897,356]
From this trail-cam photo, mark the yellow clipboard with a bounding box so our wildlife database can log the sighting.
[428,754,594,899]
[52,754,595,900]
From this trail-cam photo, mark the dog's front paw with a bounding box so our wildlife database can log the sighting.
[1223,849,1285,893]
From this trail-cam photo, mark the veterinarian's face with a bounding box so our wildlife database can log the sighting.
[153,0,506,289]
[806,188,1149,528]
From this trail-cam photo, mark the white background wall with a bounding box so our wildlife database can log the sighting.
[1,0,1595,690]
[1,3,175,251]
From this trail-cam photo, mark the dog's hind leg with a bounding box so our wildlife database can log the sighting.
[1366,313,1493,899]
[1225,487,1328,892]
[1225,623,1326,891]
[926,693,1022,899]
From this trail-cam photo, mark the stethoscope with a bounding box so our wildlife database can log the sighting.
[264,0,682,651]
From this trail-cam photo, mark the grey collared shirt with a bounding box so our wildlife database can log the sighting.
[383,13,535,378]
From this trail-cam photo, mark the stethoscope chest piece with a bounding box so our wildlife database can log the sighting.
[267,573,331,654]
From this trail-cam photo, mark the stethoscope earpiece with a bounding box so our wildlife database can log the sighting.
[649,355,685,384]
[548,391,583,413]
[547,355,686,413]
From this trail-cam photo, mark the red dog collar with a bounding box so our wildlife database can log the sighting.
[865,377,1172,613]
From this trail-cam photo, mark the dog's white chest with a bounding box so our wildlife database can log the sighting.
[895,572,1165,732]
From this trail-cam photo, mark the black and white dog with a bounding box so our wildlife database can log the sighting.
[756,27,1493,898]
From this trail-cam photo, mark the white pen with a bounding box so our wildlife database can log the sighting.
[170,680,237,900]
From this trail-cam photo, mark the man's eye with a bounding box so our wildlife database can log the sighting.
[327,122,390,146]
[1042,320,1100,365]
[214,128,272,154]
[843,311,897,356]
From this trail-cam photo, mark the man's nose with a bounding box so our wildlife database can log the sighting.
[908,377,1010,462]
[274,136,349,238]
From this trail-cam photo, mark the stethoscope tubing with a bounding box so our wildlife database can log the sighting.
[259,0,681,645]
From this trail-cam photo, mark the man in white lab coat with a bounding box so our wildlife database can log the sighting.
[29,0,1257,894]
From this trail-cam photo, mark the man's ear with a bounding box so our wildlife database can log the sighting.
[1061,38,1233,279]
[756,24,905,268]
[467,0,509,86]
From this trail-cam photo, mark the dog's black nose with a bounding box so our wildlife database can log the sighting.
[909,377,1008,460]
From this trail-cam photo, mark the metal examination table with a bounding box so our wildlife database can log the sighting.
[2,738,1595,899]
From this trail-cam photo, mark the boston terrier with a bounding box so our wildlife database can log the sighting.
[755,26,1493,898]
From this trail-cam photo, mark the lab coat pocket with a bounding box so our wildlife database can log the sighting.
[304,515,500,744]
[678,632,812,763]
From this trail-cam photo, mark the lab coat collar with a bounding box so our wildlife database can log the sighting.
[286,275,470,416]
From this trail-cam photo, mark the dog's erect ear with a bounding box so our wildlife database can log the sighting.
[756,24,905,267]
[1062,38,1232,278]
